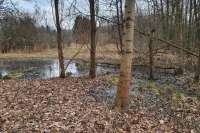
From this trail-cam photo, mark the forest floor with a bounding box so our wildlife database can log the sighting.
[0,44,200,132]
[0,67,200,132]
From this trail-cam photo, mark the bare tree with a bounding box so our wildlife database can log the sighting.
[54,0,65,78]
[89,0,96,78]
[149,28,155,80]
[194,0,200,82]
[116,0,123,52]
[115,0,135,111]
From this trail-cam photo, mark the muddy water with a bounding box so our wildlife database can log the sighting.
[0,58,119,80]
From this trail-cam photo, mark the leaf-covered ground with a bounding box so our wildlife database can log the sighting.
[0,74,199,132]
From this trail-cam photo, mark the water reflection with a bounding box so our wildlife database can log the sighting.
[0,58,119,80]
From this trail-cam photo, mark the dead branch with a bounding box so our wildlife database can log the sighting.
[134,29,198,57]
[64,43,85,71]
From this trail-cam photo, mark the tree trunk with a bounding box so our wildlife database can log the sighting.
[166,0,169,40]
[89,0,96,78]
[188,0,193,46]
[170,1,175,40]
[54,0,65,78]
[149,29,155,80]
[160,0,165,39]
[115,0,135,111]
[116,0,123,52]
[195,42,200,82]
[194,0,200,82]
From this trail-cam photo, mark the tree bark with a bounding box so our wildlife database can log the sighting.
[188,0,193,46]
[194,0,200,82]
[160,0,166,39]
[116,0,123,52]
[54,0,65,78]
[89,0,96,78]
[170,1,175,40]
[195,42,200,82]
[166,0,169,40]
[115,0,135,111]
[149,29,155,80]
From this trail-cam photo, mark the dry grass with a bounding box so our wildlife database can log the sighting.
[0,44,194,69]
[0,44,120,60]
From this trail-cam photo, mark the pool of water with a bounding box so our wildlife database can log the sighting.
[0,58,119,80]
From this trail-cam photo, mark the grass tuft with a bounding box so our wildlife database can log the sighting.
[172,92,185,100]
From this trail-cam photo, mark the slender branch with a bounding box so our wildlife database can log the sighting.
[65,0,199,57]
[134,29,199,57]
[64,43,84,71]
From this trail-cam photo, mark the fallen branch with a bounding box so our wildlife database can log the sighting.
[97,62,179,70]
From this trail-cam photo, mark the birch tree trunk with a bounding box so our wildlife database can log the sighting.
[115,0,135,111]
[54,0,65,78]
[89,0,96,78]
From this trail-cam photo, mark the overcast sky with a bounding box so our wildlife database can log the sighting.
[12,0,51,12]
[10,0,120,29]
[11,0,90,29]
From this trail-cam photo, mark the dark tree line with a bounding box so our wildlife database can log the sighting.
[0,13,38,53]
[0,13,72,53]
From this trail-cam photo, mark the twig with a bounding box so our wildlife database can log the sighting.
[64,43,84,71]
[134,29,198,57]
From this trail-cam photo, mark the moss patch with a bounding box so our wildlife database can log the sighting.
[3,72,24,79]
[156,65,179,69]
